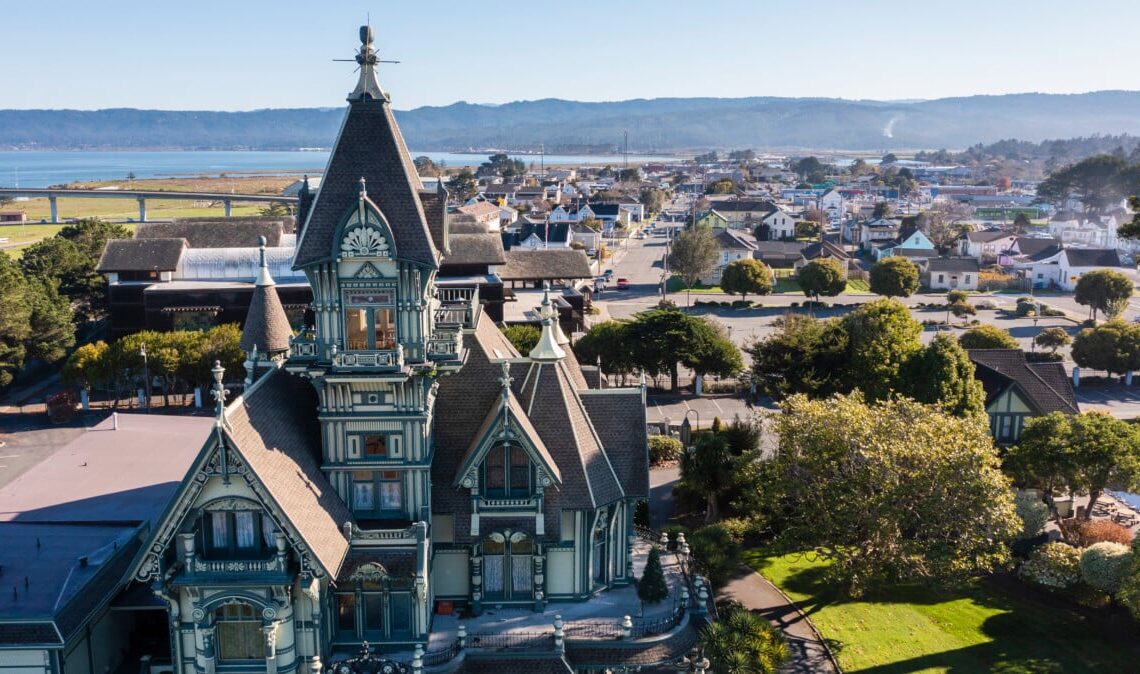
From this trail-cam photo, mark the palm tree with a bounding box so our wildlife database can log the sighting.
[700,608,788,673]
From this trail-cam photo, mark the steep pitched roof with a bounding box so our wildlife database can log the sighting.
[294,95,438,268]
[714,229,757,250]
[96,238,186,272]
[240,246,293,356]
[224,368,352,577]
[453,389,562,487]
[801,239,849,261]
[967,349,1079,415]
[579,390,649,499]
[1013,237,1062,258]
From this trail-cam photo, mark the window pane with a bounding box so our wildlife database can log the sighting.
[346,308,368,350]
[354,481,376,511]
[380,475,402,510]
[486,448,504,489]
[510,447,529,491]
[234,511,257,550]
[210,512,230,550]
[375,308,396,349]
[363,435,387,457]
[390,594,411,633]
[364,594,383,633]
[262,514,276,549]
[337,594,356,633]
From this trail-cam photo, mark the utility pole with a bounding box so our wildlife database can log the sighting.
[623,131,629,171]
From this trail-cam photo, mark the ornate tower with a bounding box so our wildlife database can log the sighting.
[285,26,467,646]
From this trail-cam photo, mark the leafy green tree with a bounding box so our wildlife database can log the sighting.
[1074,269,1134,321]
[1080,542,1133,594]
[881,153,898,164]
[22,219,130,321]
[573,320,635,380]
[902,334,985,417]
[1037,154,1133,214]
[445,169,478,202]
[639,187,666,214]
[617,168,641,183]
[797,258,846,301]
[680,434,735,522]
[705,178,736,195]
[667,226,719,300]
[700,607,788,674]
[1035,327,1072,353]
[683,319,744,381]
[794,219,820,239]
[872,201,893,219]
[771,393,1020,594]
[869,256,919,298]
[719,258,773,301]
[950,300,976,325]
[958,324,1019,350]
[480,153,526,179]
[636,547,669,606]
[258,203,291,217]
[500,324,540,355]
[687,523,742,588]
[58,219,131,261]
[947,289,970,305]
[1013,212,1032,232]
[413,155,439,176]
[792,156,824,177]
[0,253,32,387]
[24,278,75,364]
[746,315,848,400]
[1012,412,1140,519]
[842,299,923,402]
[62,340,110,392]
[1071,320,1140,376]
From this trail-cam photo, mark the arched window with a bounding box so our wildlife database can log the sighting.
[215,603,265,661]
[481,532,533,601]
[481,444,531,498]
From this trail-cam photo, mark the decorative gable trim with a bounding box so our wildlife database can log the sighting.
[130,429,327,585]
[335,189,398,262]
[452,407,561,491]
[354,261,383,278]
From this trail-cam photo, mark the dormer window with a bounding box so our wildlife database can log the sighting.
[200,510,276,560]
[482,444,531,498]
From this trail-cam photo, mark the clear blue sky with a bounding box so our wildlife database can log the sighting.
[5,0,1138,111]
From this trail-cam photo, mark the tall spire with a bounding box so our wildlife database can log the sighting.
[529,289,566,362]
[241,235,292,365]
[539,285,570,346]
[255,235,275,287]
[348,25,387,102]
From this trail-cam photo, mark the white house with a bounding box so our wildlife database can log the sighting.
[859,218,900,250]
[760,206,797,240]
[704,229,759,284]
[1055,248,1132,291]
[958,230,1018,261]
[819,188,844,220]
[926,257,981,291]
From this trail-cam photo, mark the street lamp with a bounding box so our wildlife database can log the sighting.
[139,343,149,412]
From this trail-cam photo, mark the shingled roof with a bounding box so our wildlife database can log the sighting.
[498,249,592,281]
[294,87,439,268]
[443,233,506,266]
[1063,248,1122,267]
[968,349,1079,415]
[580,390,649,499]
[136,220,284,248]
[96,238,186,272]
[224,368,352,577]
[240,245,293,356]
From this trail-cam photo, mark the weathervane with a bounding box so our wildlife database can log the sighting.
[337,24,400,101]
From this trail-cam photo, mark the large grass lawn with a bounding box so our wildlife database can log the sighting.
[745,550,1138,673]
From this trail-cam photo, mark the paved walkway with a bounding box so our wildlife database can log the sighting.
[648,467,840,673]
[719,568,840,674]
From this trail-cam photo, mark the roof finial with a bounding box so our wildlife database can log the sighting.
[359,177,367,197]
[539,283,570,346]
[529,285,567,362]
[255,235,275,287]
[344,25,397,102]
[210,361,229,422]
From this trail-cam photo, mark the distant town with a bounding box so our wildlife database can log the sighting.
[5,19,1140,674]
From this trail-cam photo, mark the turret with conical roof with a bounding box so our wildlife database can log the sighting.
[242,236,292,383]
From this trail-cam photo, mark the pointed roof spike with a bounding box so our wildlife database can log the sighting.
[539,283,570,346]
[255,235,274,287]
[349,25,386,102]
[529,292,566,362]
[358,176,367,197]
[242,236,292,356]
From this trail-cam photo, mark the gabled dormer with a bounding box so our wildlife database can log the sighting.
[454,362,562,535]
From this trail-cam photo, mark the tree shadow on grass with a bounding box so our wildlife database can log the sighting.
[850,611,1133,674]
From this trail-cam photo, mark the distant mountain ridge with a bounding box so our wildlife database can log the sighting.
[4,91,1140,152]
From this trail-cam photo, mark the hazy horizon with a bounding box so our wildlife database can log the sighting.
[6,0,1140,111]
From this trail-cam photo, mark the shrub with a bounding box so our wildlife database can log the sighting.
[1116,538,1140,619]
[700,607,788,674]
[1014,491,1049,541]
[637,547,669,605]
[718,516,766,544]
[958,324,1019,350]
[1064,519,1134,547]
[975,299,998,310]
[1080,542,1133,593]
[947,289,970,305]
[689,523,742,589]
[1019,542,1083,589]
[1015,297,1038,317]
[648,435,684,465]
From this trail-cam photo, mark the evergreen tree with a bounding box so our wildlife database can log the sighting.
[903,334,985,418]
[720,258,773,301]
[869,257,919,298]
[637,547,669,606]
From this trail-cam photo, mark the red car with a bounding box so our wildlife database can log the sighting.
[615,278,630,289]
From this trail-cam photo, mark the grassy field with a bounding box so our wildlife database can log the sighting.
[2,176,292,223]
[745,549,1137,673]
